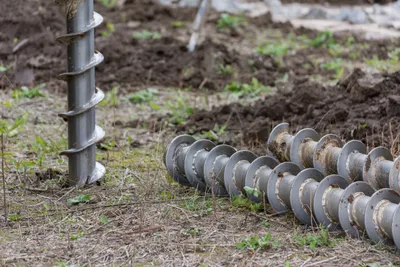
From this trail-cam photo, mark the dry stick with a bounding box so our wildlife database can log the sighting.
[304,256,337,267]
[1,133,7,225]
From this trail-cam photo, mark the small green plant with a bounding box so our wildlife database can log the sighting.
[127,88,158,103]
[231,195,262,211]
[201,124,227,141]
[12,84,46,100]
[100,86,119,107]
[0,112,28,138]
[320,58,344,80]
[231,195,250,208]
[262,220,270,228]
[133,30,161,40]
[70,232,85,241]
[217,13,245,29]
[217,64,233,77]
[98,0,116,8]
[101,22,115,37]
[224,78,270,98]
[255,42,289,57]
[171,21,185,28]
[328,44,344,57]
[366,48,400,72]
[67,194,91,206]
[165,91,193,125]
[236,233,279,251]
[294,226,335,251]
[182,227,200,237]
[349,51,361,60]
[54,261,71,267]
[305,30,336,48]
[99,216,110,224]
[100,139,116,151]
[8,214,22,221]
[0,65,8,72]
[243,186,261,198]
[180,196,213,216]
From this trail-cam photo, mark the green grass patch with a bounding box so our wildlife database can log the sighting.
[294,227,335,251]
[133,30,161,40]
[224,78,270,98]
[128,88,158,104]
[12,84,46,100]
[171,21,185,28]
[320,58,344,80]
[255,42,290,57]
[236,233,279,251]
[217,13,245,29]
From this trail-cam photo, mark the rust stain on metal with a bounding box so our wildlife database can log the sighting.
[268,131,291,162]
[56,0,82,20]
[348,194,355,204]
[300,138,316,168]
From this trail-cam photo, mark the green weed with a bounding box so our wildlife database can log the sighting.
[0,65,8,72]
[294,227,335,251]
[100,139,117,151]
[8,214,22,221]
[217,64,233,77]
[255,42,289,57]
[217,13,245,29]
[201,124,227,141]
[320,58,344,79]
[181,227,200,237]
[12,84,46,100]
[165,91,193,125]
[0,112,28,137]
[231,195,262,212]
[133,30,161,40]
[67,194,91,206]
[180,196,213,216]
[171,21,185,28]
[100,86,119,107]
[224,78,270,98]
[70,232,85,241]
[101,22,115,37]
[243,186,261,198]
[236,233,279,251]
[99,216,110,224]
[303,30,336,48]
[98,0,116,8]
[366,48,400,72]
[127,88,158,103]
[260,220,270,229]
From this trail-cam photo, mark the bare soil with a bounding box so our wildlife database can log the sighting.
[179,69,400,154]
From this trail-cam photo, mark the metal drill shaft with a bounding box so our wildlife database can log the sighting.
[57,0,105,186]
[164,134,400,249]
[268,123,400,191]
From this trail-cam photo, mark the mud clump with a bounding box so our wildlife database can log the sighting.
[180,69,400,151]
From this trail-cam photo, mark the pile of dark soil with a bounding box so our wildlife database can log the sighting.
[180,69,400,151]
[0,0,283,92]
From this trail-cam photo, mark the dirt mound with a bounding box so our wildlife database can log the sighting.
[180,69,400,151]
[0,0,283,92]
